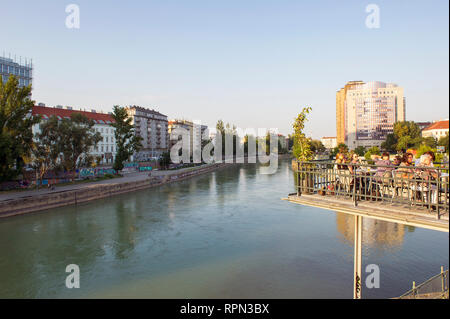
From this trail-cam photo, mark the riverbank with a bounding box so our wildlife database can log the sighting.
[0,163,230,218]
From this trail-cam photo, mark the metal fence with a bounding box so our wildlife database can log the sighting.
[396,268,449,299]
[294,160,449,218]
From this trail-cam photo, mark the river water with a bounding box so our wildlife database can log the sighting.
[0,158,448,298]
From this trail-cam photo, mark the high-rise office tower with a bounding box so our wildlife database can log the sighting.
[336,81,406,149]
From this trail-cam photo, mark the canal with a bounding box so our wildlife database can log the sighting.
[0,158,448,298]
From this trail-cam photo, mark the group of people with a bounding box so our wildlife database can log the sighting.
[333,150,441,207]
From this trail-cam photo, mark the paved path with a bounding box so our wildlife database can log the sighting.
[0,164,218,202]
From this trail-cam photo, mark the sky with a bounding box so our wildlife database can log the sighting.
[1,0,448,138]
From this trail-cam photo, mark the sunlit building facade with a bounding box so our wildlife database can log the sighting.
[337,81,406,149]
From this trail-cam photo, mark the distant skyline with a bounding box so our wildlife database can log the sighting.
[1,0,448,138]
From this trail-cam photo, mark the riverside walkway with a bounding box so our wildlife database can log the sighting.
[0,163,227,217]
[0,164,219,202]
[283,160,449,299]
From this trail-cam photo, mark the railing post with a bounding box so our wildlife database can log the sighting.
[353,215,362,299]
[297,161,301,197]
[353,164,357,207]
[412,281,416,299]
[441,266,445,294]
[436,170,440,220]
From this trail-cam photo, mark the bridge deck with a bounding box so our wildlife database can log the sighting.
[283,194,449,232]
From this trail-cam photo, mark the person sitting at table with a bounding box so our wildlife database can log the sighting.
[415,151,436,167]
[397,152,415,178]
[370,152,395,198]
[335,152,348,170]
[374,152,395,180]
[414,153,438,207]
[393,152,415,198]
[393,155,402,167]
[335,152,351,192]
[348,152,360,174]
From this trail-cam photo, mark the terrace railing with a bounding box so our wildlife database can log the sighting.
[294,160,449,218]
[396,267,449,299]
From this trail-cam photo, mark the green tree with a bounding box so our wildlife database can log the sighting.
[354,146,366,157]
[437,133,449,154]
[292,107,313,161]
[111,105,143,171]
[364,146,381,163]
[422,136,437,148]
[381,133,397,151]
[32,118,65,186]
[331,143,349,158]
[0,75,40,182]
[393,121,422,151]
[159,151,171,169]
[309,139,325,154]
[39,113,102,175]
[61,113,102,172]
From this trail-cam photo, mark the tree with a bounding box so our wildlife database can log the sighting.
[364,146,381,163]
[159,151,171,169]
[331,143,349,158]
[438,133,449,154]
[381,133,397,152]
[354,146,366,157]
[422,136,437,149]
[292,107,313,161]
[215,120,239,157]
[287,134,294,150]
[0,75,40,182]
[32,117,65,187]
[393,121,422,152]
[60,113,102,172]
[111,105,143,171]
[39,113,102,178]
[309,139,325,154]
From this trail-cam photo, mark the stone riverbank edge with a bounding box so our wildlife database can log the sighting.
[0,163,231,218]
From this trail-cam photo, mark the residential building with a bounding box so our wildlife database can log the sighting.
[422,119,449,140]
[0,55,33,88]
[125,106,169,160]
[336,81,406,149]
[321,136,337,149]
[168,119,208,154]
[32,105,116,164]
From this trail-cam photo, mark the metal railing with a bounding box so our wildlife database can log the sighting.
[294,160,449,218]
[396,267,449,299]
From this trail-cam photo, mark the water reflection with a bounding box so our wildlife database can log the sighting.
[336,213,407,252]
[0,158,447,299]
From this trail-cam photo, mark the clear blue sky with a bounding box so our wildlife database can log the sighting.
[1,0,448,137]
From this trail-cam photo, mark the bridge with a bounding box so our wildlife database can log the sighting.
[283,160,449,299]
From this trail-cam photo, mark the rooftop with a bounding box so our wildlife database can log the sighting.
[423,120,449,131]
[32,105,114,124]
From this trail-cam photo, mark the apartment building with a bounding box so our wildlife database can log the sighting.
[125,106,169,160]
[32,105,116,164]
